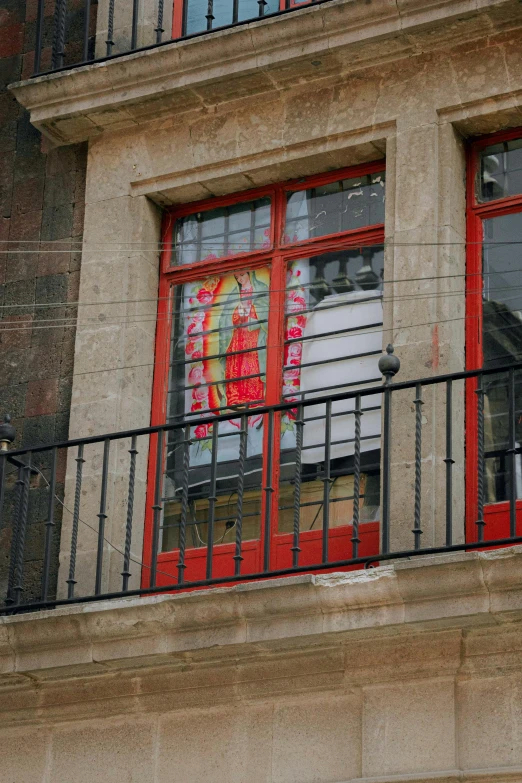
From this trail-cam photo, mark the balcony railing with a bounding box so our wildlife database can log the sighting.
[2,353,522,615]
[31,0,332,77]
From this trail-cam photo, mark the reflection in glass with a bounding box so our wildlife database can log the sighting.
[478,138,522,202]
[184,0,280,35]
[171,197,271,265]
[284,171,385,243]
[278,246,384,532]
[482,212,522,503]
[161,268,270,551]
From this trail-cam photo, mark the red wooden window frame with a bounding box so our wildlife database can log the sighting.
[142,160,385,586]
[466,127,522,543]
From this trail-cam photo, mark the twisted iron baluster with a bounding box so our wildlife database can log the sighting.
[476,375,485,543]
[150,430,164,588]
[106,0,115,55]
[41,447,58,603]
[291,406,303,567]
[155,0,165,42]
[6,465,25,606]
[67,444,84,598]
[33,0,45,74]
[352,395,362,559]
[52,0,67,68]
[205,0,214,30]
[444,381,454,546]
[122,435,138,591]
[13,455,31,606]
[233,414,248,576]
[321,400,332,564]
[412,383,423,549]
[177,425,191,583]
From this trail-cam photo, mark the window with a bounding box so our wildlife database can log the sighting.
[174,0,312,37]
[467,129,522,540]
[148,162,385,583]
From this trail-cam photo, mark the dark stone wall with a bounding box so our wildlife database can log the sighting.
[0,0,88,604]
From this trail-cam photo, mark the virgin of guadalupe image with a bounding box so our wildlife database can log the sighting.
[218,270,269,409]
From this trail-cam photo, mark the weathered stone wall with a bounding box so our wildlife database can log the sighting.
[7,0,522,593]
[0,0,88,600]
[2,552,522,783]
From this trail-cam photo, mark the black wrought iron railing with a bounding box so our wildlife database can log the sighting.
[31,0,332,77]
[2,353,522,616]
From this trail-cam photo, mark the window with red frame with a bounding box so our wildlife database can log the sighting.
[150,163,385,576]
[467,130,522,540]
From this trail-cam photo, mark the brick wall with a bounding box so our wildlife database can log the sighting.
[0,0,88,602]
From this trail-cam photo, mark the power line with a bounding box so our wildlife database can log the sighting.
[0,282,521,331]
[1,239,522,248]
[0,268,520,314]
[0,310,492,383]
[30,463,182,585]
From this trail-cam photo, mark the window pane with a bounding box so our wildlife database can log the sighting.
[482,211,522,503]
[237,0,279,22]
[278,246,384,532]
[171,197,271,265]
[478,138,522,202]
[284,171,385,243]
[161,268,270,552]
[184,0,279,34]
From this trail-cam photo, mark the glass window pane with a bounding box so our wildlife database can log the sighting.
[171,197,271,265]
[482,210,522,504]
[478,138,522,202]
[237,0,279,21]
[184,0,279,34]
[284,171,385,243]
[162,268,270,552]
[278,246,384,532]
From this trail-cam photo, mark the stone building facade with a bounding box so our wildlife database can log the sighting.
[2,0,522,779]
[0,0,88,599]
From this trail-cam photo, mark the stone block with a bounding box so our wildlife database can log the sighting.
[157,703,273,783]
[457,671,522,770]
[362,677,456,776]
[49,717,156,783]
[272,692,362,783]
[1,726,51,782]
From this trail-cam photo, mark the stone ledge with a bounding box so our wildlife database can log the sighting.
[8,0,521,145]
[345,766,522,783]
[2,547,522,680]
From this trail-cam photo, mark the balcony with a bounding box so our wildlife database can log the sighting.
[2,353,522,615]
[31,0,336,77]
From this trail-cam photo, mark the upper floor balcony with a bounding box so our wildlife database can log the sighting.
[11,0,521,148]
[2,349,522,615]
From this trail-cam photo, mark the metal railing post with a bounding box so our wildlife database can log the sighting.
[378,345,400,555]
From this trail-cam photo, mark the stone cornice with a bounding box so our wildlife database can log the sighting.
[2,547,522,681]
[8,0,522,145]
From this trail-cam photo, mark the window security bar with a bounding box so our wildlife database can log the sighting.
[3,351,522,615]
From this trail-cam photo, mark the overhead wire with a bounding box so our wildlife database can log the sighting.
[1,276,522,328]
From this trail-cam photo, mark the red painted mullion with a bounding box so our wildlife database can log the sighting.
[162,248,275,282]
[465,126,522,544]
[279,225,385,260]
[142,271,175,588]
[172,0,184,37]
[282,159,385,194]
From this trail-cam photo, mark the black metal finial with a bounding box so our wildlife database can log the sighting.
[378,344,400,380]
[0,415,16,451]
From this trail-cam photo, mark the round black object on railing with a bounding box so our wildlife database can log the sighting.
[379,344,400,381]
[0,414,15,452]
